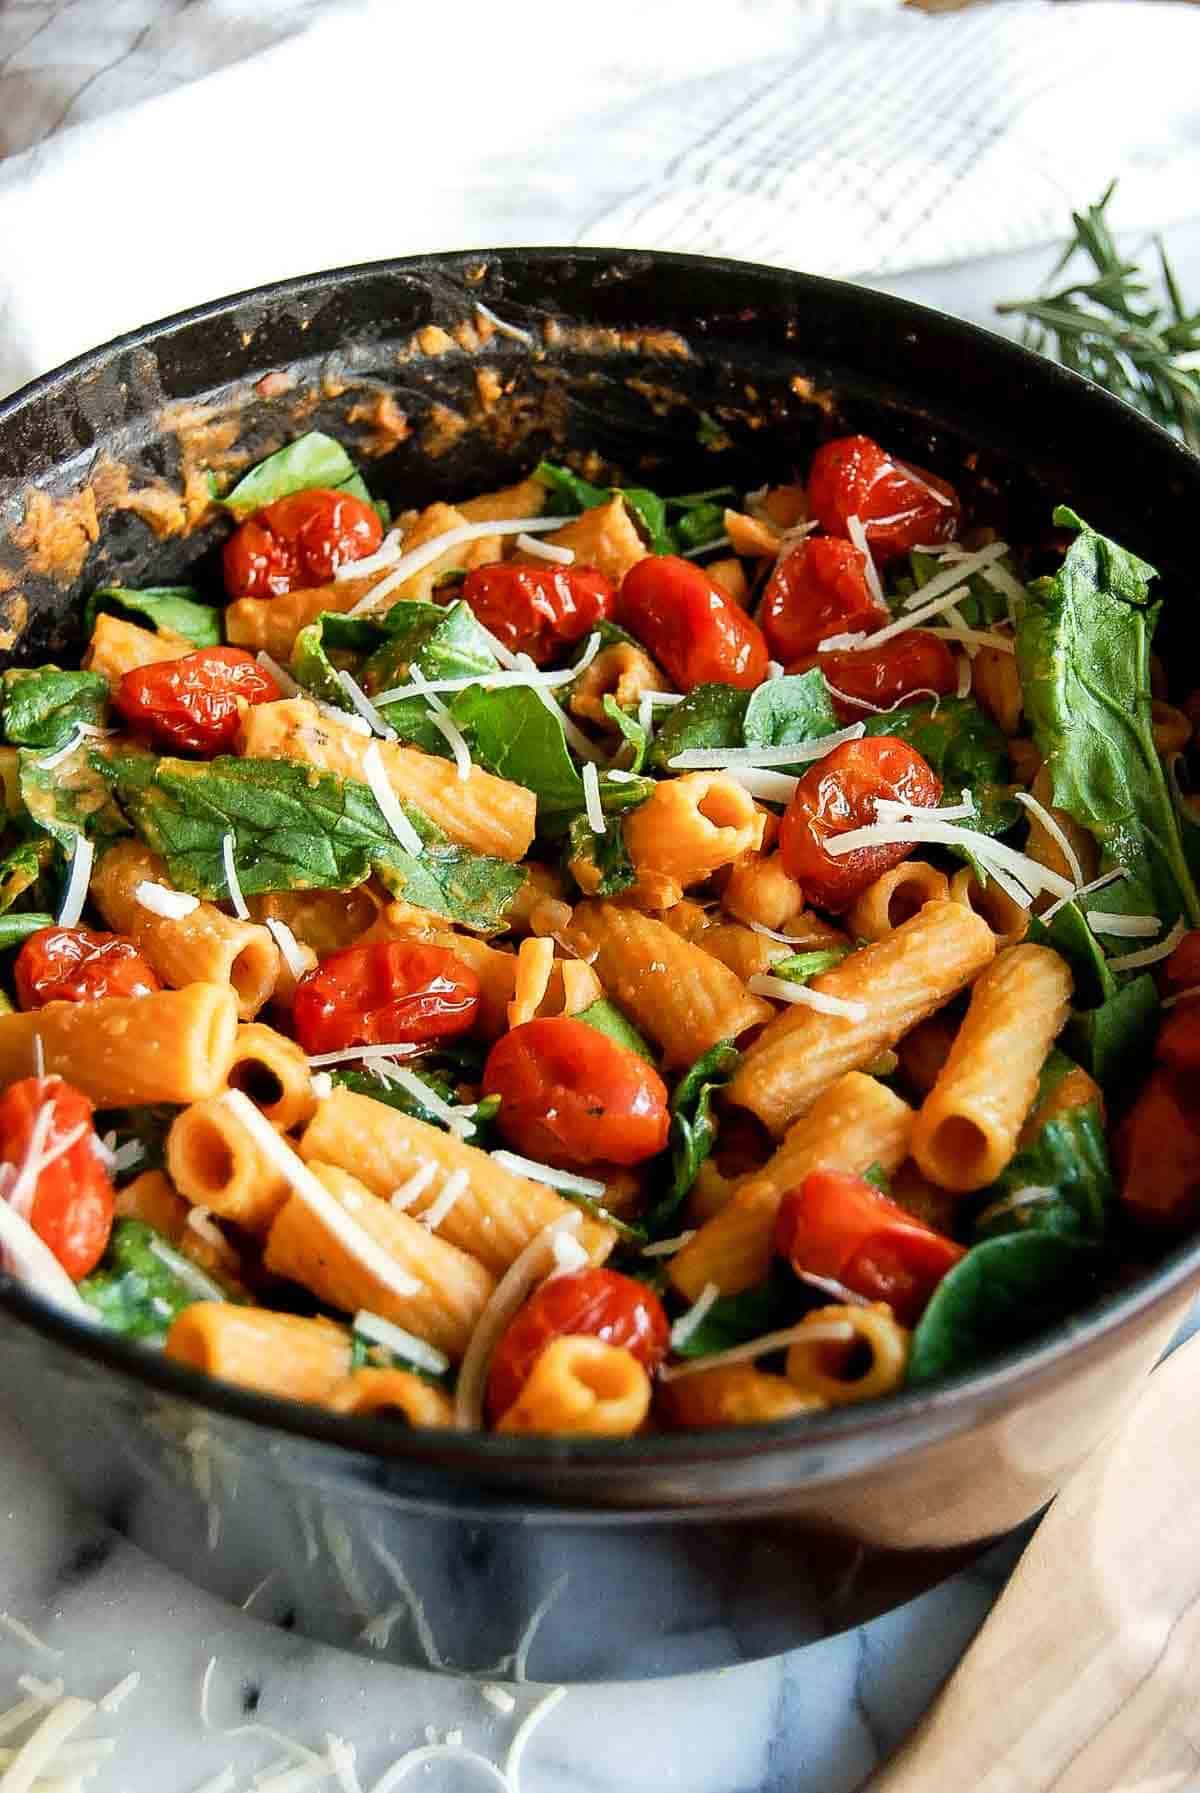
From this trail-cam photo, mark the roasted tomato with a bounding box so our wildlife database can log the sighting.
[760,537,889,662]
[459,563,614,665]
[1162,929,1200,1001]
[778,735,942,910]
[0,1076,114,1278]
[808,436,960,563]
[222,488,383,600]
[1116,1067,1200,1227]
[292,943,480,1057]
[482,1016,670,1169]
[618,555,769,691]
[114,646,281,755]
[14,927,162,1010]
[774,1169,964,1325]
[486,1266,670,1422]
[789,632,958,721]
[1157,1003,1200,1081]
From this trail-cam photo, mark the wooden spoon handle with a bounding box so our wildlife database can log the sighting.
[866,1333,1200,1793]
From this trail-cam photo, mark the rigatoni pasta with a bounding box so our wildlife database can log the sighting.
[0,983,238,1106]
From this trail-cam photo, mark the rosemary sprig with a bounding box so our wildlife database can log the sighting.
[997,181,1200,451]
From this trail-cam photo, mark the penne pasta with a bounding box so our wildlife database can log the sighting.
[166,1096,292,1232]
[847,860,950,942]
[726,900,997,1135]
[224,576,378,658]
[84,613,191,688]
[0,983,238,1106]
[165,1303,353,1402]
[325,1368,455,1426]
[912,943,1073,1192]
[658,1363,824,1428]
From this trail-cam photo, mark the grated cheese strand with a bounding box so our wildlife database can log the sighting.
[361,743,425,857]
[353,1310,449,1376]
[640,1231,696,1258]
[669,1281,720,1350]
[220,834,250,920]
[337,670,398,741]
[406,668,472,782]
[505,1686,569,1793]
[581,761,606,834]
[898,540,1011,611]
[344,517,571,613]
[719,768,800,803]
[823,818,1074,900]
[0,1694,95,1793]
[489,1150,606,1198]
[1106,918,1186,970]
[515,531,573,565]
[474,300,535,347]
[420,1168,469,1232]
[56,835,93,928]
[660,1319,856,1382]
[1087,911,1162,939]
[0,1615,60,1661]
[1040,865,1128,925]
[265,917,309,981]
[481,1685,516,1716]
[747,974,868,1022]
[1013,789,1084,889]
[845,514,885,609]
[668,723,866,771]
[390,1163,439,1211]
[133,879,200,920]
[681,533,732,559]
[256,650,303,697]
[369,1744,509,1793]
[0,1198,93,1319]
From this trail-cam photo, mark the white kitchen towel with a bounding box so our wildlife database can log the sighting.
[0,0,1197,398]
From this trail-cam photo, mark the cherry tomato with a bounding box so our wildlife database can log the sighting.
[222,488,383,600]
[0,1076,114,1278]
[114,646,281,756]
[808,436,960,564]
[459,564,614,666]
[14,927,162,1011]
[774,1169,964,1325]
[292,942,480,1057]
[486,1266,669,1422]
[760,537,888,662]
[778,736,942,911]
[1116,1068,1200,1227]
[1162,929,1200,1000]
[788,632,958,722]
[482,1016,670,1169]
[1157,1004,1200,1081]
[618,555,769,691]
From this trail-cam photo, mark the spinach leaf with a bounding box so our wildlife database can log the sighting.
[863,1163,892,1194]
[619,487,674,555]
[1015,508,1200,927]
[771,946,852,982]
[648,685,748,770]
[84,586,221,648]
[450,684,585,820]
[974,1096,1114,1245]
[532,461,725,555]
[603,696,648,773]
[0,837,53,913]
[565,811,636,897]
[862,697,1019,836]
[350,1327,452,1387]
[907,549,1014,629]
[0,912,53,950]
[907,1232,1097,1387]
[2,668,107,752]
[1026,902,1116,1009]
[1065,972,1160,1096]
[289,623,356,711]
[102,753,522,931]
[574,997,655,1062]
[673,502,728,554]
[330,1069,499,1143]
[670,1262,799,1358]
[79,1220,221,1340]
[532,460,608,512]
[743,669,839,755]
[95,1106,179,1181]
[361,599,499,695]
[219,431,370,519]
[20,745,130,850]
[645,1041,740,1236]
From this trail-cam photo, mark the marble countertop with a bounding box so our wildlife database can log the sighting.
[3,228,1200,1792]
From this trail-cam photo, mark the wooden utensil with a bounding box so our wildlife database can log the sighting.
[866,1330,1200,1793]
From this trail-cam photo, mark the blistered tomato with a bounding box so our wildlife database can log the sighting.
[222,488,383,600]
[1162,929,1200,1001]
[808,436,960,564]
[459,564,614,665]
[760,537,888,662]
[486,1266,670,1423]
[618,555,768,691]
[0,1076,114,1278]
[1116,1068,1200,1227]
[788,632,958,721]
[14,927,162,1010]
[114,646,281,755]
[292,943,480,1057]
[774,1169,964,1325]
[482,1016,670,1169]
[778,735,942,911]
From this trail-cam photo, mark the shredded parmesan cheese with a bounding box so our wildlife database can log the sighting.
[0,1617,59,1662]
[747,973,868,1020]
[640,1231,696,1258]
[0,1694,95,1793]
[515,532,573,565]
[454,1212,584,1428]
[581,761,606,834]
[0,1197,92,1318]
[1040,865,1128,924]
[845,514,885,609]
[823,818,1074,900]
[489,1151,606,1198]
[370,1744,509,1793]
[975,1184,1059,1229]
[352,1313,449,1377]
[669,1282,720,1350]
[377,1067,475,1137]
[875,790,975,824]
[220,834,250,920]
[474,301,535,347]
[420,1168,469,1232]
[263,917,308,982]
[361,743,425,857]
[405,667,473,782]
[133,878,200,920]
[668,724,866,771]
[481,1685,516,1716]
[146,1238,228,1302]
[636,690,683,735]
[796,1271,870,1306]
[899,540,1011,610]
[335,670,397,741]
[371,643,597,706]
[344,518,570,613]
[256,650,303,697]
[955,654,972,699]
[682,533,732,559]
[550,1230,591,1274]
[56,835,93,928]
[927,625,1015,653]
[719,768,800,803]
[1106,918,1186,970]
[1086,911,1162,939]
[390,1163,439,1211]
[660,1319,856,1382]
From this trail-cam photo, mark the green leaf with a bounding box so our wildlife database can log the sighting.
[349,1327,452,1387]
[290,623,356,711]
[219,431,369,519]
[362,599,499,694]
[670,1262,798,1359]
[907,549,1015,629]
[532,461,609,512]
[648,685,749,771]
[1065,972,1160,1096]
[102,753,522,931]
[1015,511,1200,927]
[20,745,131,850]
[770,946,852,983]
[450,684,585,820]
[79,1220,223,1340]
[672,502,728,554]
[84,586,221,648]
[574,997,655,1063]
[0,911,53,950]
[618,487,674,555]
[1026,902,1117,1009]
[862,1162,891,1194]
[94,1106,179,1182]
[565,810,636,897]
[0,838,53,914]
[861,697,1019,837]
[974,1085,1114,1244]
[645,1041,740,1237]
[907,1232,1097,1387]
[602,696,648,773]
[329,1069,499,1144]
[744,669,839,748]
[2,668,108,752]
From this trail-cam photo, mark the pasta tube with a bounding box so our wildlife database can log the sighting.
[0,983,237,1106]
[670,1073,914,1300]
[847,861,950,942]
[224,576,377,658]
[658,1364,823,1428]
[165,1303,352,1402]
[216,1023,317,1131]
[238,698,536,863]
[326,1368,454,1427]
[495,1337,651,1436]
[458,476,547,523]
[947,866,1029,949]
[911,943,1073,1193]
[785,1304,909,1405]
[971,644,1023,736]
[568,901,772,1067]
[167,1097,291,1232]
[726,900,996,1135]
[84,613,190,687]
[93,840,279,1020]
[265,1163,495,1361]
[300,1087,614,1274]
[114,1168,243,1288]
[623,773,766,890]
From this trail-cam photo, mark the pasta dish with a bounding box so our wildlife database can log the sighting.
[0,426,1194,1436]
